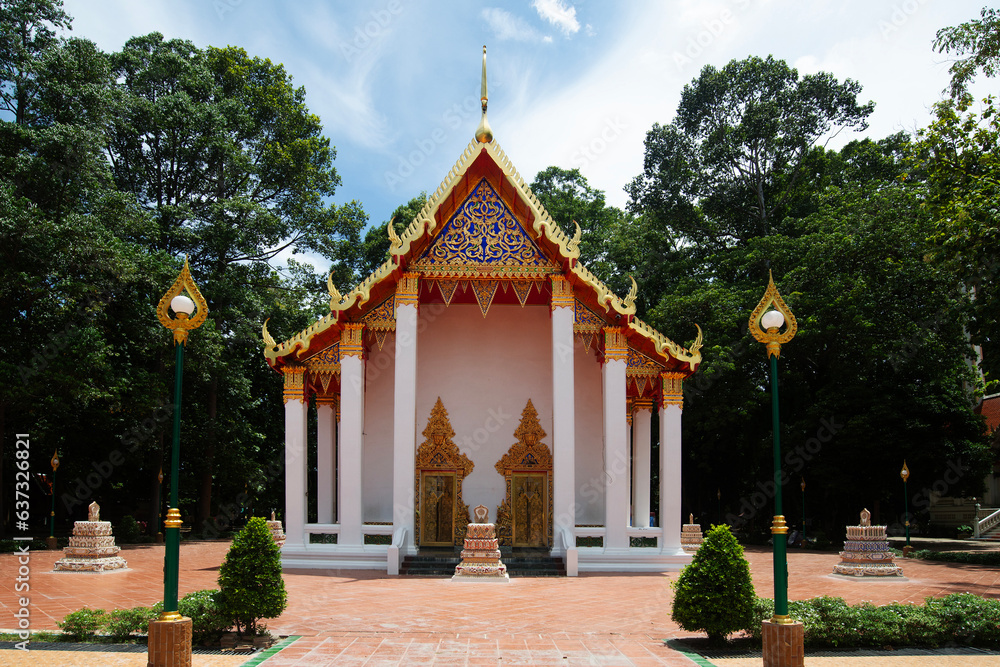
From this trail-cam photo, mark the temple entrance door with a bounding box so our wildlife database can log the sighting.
[419,472,457,547]
[512,472,548,548]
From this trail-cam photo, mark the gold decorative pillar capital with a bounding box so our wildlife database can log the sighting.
[626,397,635,427]
[395,272,420,308]
[315,394,337,408]
[634,397,654,413]
[550,275,574,311]
[340,323,365,357]
[282,364,307,404]
[603,327,628,362]
[660,371,685,410]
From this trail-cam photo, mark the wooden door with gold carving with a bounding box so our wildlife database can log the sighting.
[512,472,548,547]
[419,472,457,547]
[413,398,474,548]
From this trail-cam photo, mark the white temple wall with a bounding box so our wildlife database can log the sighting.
[574,337,605,525]
[362,331,396,522]
[416,303,552,520]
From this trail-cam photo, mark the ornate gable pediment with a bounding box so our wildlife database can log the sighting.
[412,178,557,279]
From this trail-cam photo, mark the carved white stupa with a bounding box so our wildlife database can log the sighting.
[832,508,903,577]
[452,505,509,582]
[680,514,704,552]
[53,502,127,572]
[267,511,286,547]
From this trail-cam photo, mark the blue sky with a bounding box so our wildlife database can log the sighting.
[61,0,989,272]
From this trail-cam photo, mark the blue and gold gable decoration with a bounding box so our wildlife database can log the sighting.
[412,178,558,316]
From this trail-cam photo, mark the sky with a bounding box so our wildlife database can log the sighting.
[60,0,992,272]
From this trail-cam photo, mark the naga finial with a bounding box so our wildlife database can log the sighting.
[262,318,276,350]
[623,276,638,311]
[387,216,402,253]
[327,271,342,308]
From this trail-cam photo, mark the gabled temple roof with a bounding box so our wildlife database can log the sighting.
[263,137,702,378]
[264,46,700,380]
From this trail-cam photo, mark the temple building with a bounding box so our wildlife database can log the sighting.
[263,49,702,574]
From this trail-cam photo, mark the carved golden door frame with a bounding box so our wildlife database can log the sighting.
[495,399,553,548]
[414,398,474,547]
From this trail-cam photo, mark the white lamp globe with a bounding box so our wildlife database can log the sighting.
[761,309,784,330]
[170,295,195,316]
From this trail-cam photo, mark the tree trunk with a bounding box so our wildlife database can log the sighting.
[197,376,218,528]
[0,401,6,538]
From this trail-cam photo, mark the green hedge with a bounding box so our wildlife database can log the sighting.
[908,549,1000,566]
[746,594,1000,648]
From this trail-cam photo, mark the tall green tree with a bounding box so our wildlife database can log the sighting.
[105,33,366,528]
[627,55,873,248]
[934,7,1000,100]
[624,56,989,534]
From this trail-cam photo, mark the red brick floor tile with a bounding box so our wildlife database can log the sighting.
[5,541,1000,665]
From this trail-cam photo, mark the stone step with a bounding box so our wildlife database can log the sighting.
[400,550,565,577]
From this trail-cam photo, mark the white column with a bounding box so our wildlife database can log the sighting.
[602,328,629,551]
[393,273,419,551]
[551,279,576,553]
[660,372,685,554]
[339,324,365,547]
[316,398,336,524]
[283,366,307,547]
[632,401,652,528]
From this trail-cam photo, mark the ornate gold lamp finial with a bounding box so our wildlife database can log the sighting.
[156,257,208,345]
[749,270,797,358]
[475,45,493,143]
[900,460,910,482]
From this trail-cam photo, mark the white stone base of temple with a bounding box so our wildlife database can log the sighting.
[279,543,393,570]
[577,547,691,572]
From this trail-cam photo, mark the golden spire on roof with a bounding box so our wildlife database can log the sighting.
[475,45,493,143]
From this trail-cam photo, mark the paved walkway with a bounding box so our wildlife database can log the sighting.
[1,539,999,665]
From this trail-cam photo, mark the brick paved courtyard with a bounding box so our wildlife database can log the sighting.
[1,539,999,665]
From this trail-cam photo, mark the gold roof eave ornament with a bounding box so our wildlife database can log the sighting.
[262,318,277,354]
[630,319,703,371]
[475,45,493,144]
[387,216,403,257]
[749,270,798,358]
[156,257,208,345]
[327,271,343,310]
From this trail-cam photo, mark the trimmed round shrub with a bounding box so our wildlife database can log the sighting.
[217,516,287,638]
[106,607,157,641]
[671,524,755,642]
[59,608,107,640]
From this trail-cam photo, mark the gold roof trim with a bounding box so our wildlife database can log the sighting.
[266,138,698,370]
[629,319,703,372]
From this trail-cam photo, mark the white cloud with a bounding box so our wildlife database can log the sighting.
[532,0,580,36]
[482,7,547,42]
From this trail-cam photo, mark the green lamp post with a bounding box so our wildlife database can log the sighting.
[155,258,207,620]
[749,271,798,624]
[901,460,912,556]
[800,476,806,546]
[48,450,59,549]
